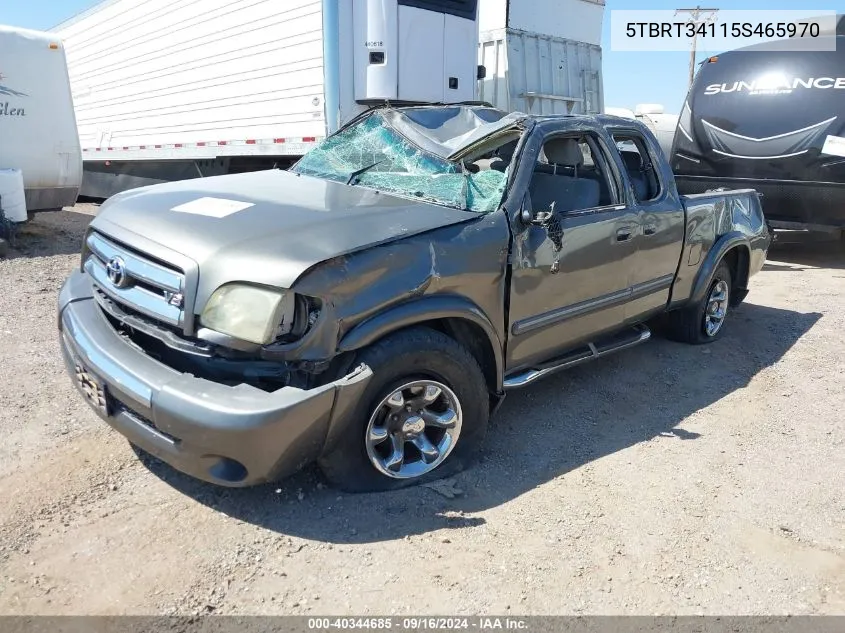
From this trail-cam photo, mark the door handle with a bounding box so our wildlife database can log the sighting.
[643,223,657,236]
[616,227,633,242]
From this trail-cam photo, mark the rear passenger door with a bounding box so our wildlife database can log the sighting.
[609,129,685,322]
[506,126,639,371]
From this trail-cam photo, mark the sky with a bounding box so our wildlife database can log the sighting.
[599,0,842,113]
[1,0,842,115]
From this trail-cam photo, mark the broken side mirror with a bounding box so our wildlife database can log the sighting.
[521,201,564,273]
[521,201,557,227]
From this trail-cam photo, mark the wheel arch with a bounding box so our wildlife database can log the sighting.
[690,232,750,306]
[722,244,750,306]
[337,296,505,393]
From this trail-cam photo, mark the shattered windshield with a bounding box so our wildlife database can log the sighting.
[290,111,511,214]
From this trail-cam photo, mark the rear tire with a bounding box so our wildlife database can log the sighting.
[318,327,489,493]
[664,260,732,345]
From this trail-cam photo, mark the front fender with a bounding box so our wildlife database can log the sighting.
[689,231,749,305]
[337,294,505,391]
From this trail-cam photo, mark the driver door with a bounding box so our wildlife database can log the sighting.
[506,126,639,371]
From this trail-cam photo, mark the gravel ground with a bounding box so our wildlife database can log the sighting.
[0,206,843,616]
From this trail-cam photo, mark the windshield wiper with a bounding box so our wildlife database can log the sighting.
[346,160,385,185]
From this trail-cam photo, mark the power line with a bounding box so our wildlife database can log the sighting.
[675,6,720,90]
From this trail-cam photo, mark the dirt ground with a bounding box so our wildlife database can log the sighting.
[0,206,843,616]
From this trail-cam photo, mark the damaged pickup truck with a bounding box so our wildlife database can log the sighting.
[58,104,771,492]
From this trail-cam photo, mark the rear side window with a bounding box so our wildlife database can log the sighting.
[529,133,621,213]
[612,133,662,202]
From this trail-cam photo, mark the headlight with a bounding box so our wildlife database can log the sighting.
[200,283,296,345]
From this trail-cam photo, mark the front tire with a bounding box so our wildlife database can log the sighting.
[318,327,489,493]
[665,260,733,344]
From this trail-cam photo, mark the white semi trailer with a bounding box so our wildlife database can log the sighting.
[478,0,604,116]
[54,0,605,198]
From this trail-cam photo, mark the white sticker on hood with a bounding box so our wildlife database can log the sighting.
[171,197,254,217]
[821,135,845,158]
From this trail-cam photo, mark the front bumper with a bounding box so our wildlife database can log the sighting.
[58,270,372,487]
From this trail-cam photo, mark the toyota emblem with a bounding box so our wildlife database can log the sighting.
[106,256,129,288]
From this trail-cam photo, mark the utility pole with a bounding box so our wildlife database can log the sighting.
[675,6,720,89]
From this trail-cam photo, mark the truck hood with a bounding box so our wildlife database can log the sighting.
[90,169,479,295]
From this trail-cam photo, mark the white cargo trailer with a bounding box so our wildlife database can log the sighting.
[477,0,604,116]
[0,25,82,213]
[55,0,605,198]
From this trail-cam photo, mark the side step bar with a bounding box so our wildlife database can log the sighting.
[503,324,651,390]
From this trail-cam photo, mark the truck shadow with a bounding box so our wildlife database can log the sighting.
[765,236,845,271]
[139,301,821,544]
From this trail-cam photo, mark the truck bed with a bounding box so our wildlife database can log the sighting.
[680,187,764,229]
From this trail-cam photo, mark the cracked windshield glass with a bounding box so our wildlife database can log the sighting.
[291,111,509,213]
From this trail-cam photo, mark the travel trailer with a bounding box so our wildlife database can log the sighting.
[671,15,845,234]
[0,25,82,214]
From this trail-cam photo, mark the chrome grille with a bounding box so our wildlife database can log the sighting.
[84,232,185,328]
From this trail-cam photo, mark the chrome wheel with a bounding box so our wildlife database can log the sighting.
[704,279,729,336]
[364,380,462,480]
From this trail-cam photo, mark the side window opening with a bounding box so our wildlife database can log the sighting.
[467,137,520,174]
[612,133,662,202]
[529,133,620,214]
